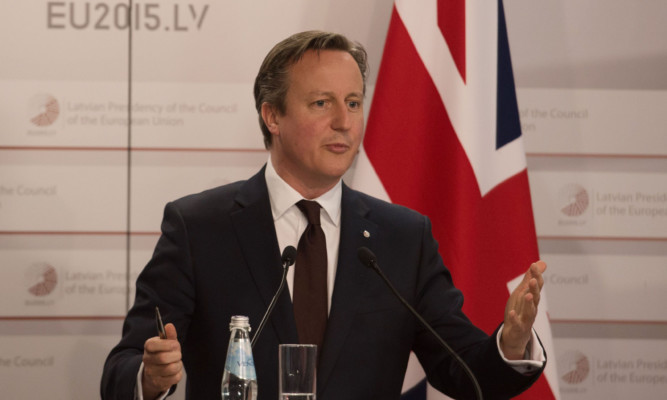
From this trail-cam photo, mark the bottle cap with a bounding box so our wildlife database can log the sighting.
[229,315,251,331]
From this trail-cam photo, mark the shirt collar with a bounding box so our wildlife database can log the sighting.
[265,156,342,227]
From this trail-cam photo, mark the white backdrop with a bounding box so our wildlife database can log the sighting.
[1,1,665,399]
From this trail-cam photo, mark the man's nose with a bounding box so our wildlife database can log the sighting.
[331,103,352,131]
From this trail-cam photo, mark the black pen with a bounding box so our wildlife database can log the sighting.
[155,306,167,339]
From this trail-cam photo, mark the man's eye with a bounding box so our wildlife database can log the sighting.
[348,101,361,109]
[314,100,326,107]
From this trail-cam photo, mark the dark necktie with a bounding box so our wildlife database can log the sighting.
[293,200,328,352]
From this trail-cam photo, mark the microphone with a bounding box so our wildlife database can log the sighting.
[251,245,297,349]
[357,247,483,400]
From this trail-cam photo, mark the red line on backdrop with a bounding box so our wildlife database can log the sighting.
[131,147,266,153]
[537,235,667,242]
[0,145,266,153]
[0,231,160,236]
[0,146,130,151]
[549,319,667,325]
[0,316,125,321]
[526,152,667,159]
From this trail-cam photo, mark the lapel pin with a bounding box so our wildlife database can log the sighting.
[363,230,370,238]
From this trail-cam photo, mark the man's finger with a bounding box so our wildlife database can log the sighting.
[144,348,182,366]
[145,337,179,354]
[531,261,547,280]
[165,323,178,340]
[529,278,541,305]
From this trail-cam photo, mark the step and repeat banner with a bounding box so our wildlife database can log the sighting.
[507,1,667,399]
[1,1,665,398]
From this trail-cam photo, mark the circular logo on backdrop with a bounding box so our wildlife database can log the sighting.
[28,94,60,127]
[558,350,590,385]
[559,184,589,217]
[25,262,59,297]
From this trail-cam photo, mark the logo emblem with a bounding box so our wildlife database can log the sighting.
[25,262,58,297]
[558,350,590,385]
[28,94,60,127]
[559,184,589,217]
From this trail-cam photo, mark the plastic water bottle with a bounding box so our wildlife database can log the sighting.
[222,316,258,400]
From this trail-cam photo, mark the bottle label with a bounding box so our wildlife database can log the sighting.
[224,340,257,380]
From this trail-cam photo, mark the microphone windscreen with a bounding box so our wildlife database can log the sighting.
[281,245,297,267]
[357,246,376,267]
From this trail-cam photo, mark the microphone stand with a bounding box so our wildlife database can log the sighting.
[251,246,296,349]
[358,247,483,400]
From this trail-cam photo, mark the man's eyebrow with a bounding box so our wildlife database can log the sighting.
[307,90,363,97]
[307,90,333,97]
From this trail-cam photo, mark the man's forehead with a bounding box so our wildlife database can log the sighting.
[287,51,363,91]
[290,49,360,74]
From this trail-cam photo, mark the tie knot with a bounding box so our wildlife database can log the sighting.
[296,200,321,225]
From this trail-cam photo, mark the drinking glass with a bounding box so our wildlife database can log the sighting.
[278,344,317,400]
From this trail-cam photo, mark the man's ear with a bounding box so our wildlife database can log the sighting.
[261,102,280,135]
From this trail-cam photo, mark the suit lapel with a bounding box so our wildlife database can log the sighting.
[230,167,298,345]
[317,185,377,393]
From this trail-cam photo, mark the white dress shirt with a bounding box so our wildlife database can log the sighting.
[264,156,341,311]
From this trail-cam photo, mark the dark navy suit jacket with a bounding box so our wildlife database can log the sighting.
[101,167,544,399]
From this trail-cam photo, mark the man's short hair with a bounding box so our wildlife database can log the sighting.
[253,30,368,149]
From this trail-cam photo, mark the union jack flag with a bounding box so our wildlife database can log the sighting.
[353,0,559,398]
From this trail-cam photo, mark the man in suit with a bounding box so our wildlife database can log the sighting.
[101,31,546,400]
